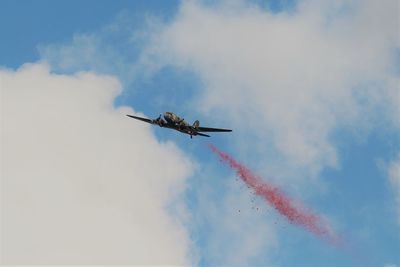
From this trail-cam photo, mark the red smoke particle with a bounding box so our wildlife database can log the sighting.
[208,144,341,246]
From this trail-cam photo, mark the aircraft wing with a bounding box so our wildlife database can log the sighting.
[196,127,232,132]
[126,114,154,124]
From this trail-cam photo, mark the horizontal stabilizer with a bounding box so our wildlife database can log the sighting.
[196,132,210,137]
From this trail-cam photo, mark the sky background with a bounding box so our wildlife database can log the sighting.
[1,0,399,266]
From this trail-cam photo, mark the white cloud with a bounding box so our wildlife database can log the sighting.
[0,63,194,264]
[388,156,400,225]
[190,173,278,266]
[25,0,399,265]
[145,0,399,181]
[38,12,160,86]
[39,33,133,83]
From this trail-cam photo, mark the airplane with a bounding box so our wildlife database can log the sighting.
[126,111,232,138]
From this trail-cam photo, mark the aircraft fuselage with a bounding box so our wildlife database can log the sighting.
[126,111,232,138]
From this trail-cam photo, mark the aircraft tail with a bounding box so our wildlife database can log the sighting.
[193,120,200,128]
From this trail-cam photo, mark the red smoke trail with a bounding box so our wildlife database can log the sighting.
[208,144,341,246]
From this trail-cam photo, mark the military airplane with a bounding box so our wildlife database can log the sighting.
[126,112,232,138]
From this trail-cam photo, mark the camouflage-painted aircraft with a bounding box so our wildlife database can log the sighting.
[126,112,232,138]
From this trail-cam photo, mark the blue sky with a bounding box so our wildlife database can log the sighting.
[1,0,399,266]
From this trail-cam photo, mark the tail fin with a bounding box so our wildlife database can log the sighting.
[193,120,200,128]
